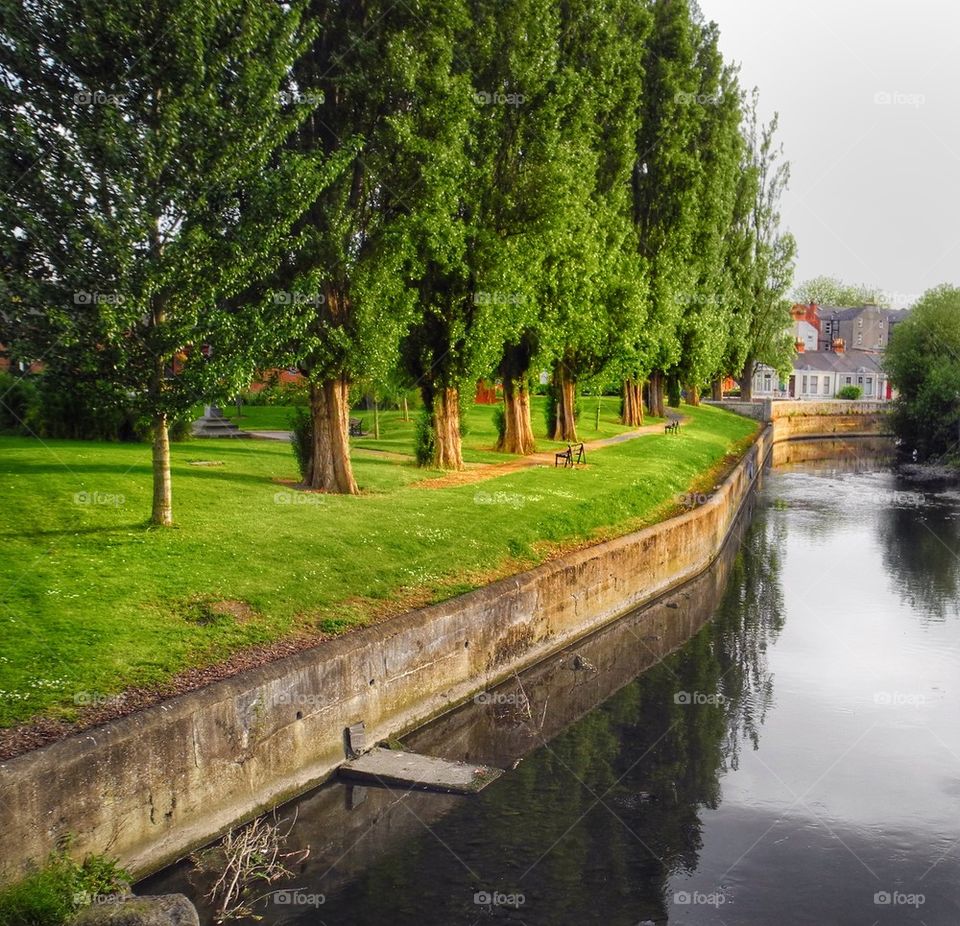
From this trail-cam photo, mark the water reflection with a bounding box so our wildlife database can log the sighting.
[143,453,960,925]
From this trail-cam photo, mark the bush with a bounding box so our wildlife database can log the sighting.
[414,408,435,467]
[241,380,308,407]
[0,372,40,434]
[290,407,313,482]
[837,385,862,400]
[0,852,129,926]
[492,404,506,444]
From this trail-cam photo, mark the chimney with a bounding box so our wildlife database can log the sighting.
[833,337,845,354]
[795,338,805,353]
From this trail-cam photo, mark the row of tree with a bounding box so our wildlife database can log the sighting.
[0,0,796,525]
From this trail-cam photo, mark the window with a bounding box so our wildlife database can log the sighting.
[845,376,853,385]
[823,378,830,395]
[810,375,819,392]
[865,377,874,397]
[763,374,772,392]
[802,375,808,393]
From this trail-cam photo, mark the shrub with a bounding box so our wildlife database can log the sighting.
[414,408,435,467]
[0,852,129,926]
[837,385,862,400]
[290,407,313,482]
[0,372,40,434]
[492,404,506,444]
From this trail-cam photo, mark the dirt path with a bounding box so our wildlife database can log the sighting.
[414,417,686,490]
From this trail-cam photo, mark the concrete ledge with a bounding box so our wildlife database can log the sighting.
[0,422,774,885]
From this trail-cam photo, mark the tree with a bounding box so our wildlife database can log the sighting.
[394,0,488,471]
[885,285,960,460]
[0,0,337,525]
[793,276,888,308]
[737,94,796,401]
[274,0,421,493]
[540,0,649,441]
[628,0,704,419]
[671,18,746,407]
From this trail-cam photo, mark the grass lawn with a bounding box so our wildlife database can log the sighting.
[0,403,757,728]
[230,394,652,464]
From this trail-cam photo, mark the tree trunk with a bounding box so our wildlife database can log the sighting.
[551,361,578,442]
[498,377,536,454]
[711,378,724,401]
[741,357,755,402]
[648,369,665,419]
[621,378,645,426]
[402,396,409,422]
[687,384,701,406]
[433,386,464,469]
[151,413,173,526]
[307,378,358,494]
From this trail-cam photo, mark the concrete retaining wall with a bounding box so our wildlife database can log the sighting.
[0,424,774,885]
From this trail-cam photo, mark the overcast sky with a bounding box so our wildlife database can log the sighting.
[697,0,960,307]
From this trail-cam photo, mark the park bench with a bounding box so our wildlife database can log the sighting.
[555,442,586,468]
[664,418,680,435]
[349,417,365,437]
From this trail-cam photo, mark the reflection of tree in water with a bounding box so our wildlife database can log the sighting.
[878,486,960,622]
[317,512,788,926]
[711,510,787,769]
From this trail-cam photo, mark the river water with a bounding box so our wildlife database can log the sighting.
[143,449,960,924]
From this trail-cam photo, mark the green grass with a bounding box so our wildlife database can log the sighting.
[230,395,655,464]
[0,853,128,926]
[0,403,756,728]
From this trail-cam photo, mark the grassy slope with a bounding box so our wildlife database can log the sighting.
[0,403,756,726]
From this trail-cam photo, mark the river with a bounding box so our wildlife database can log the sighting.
[143,448,960,924]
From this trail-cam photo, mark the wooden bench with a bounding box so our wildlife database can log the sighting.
[349,417,365,437]
[664,419,680,434]
[555,442,586,467]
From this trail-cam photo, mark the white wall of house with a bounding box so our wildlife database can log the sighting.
[795,320,819,352]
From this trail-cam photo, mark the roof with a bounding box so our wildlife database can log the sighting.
[818,304,909,322]
[793,349,885,374]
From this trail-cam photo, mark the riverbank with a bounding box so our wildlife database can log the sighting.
[0,408,766,886]
[0,403,750,737]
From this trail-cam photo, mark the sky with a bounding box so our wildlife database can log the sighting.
[696,0,960,308]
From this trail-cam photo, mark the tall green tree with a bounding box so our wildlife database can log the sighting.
[885,284,960,459]
[738,94,796,401]
[275,0,419,493]
[628,0,704,419]
[671,20,745,407]
[540,0,649,442]
[0,0,337,524]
